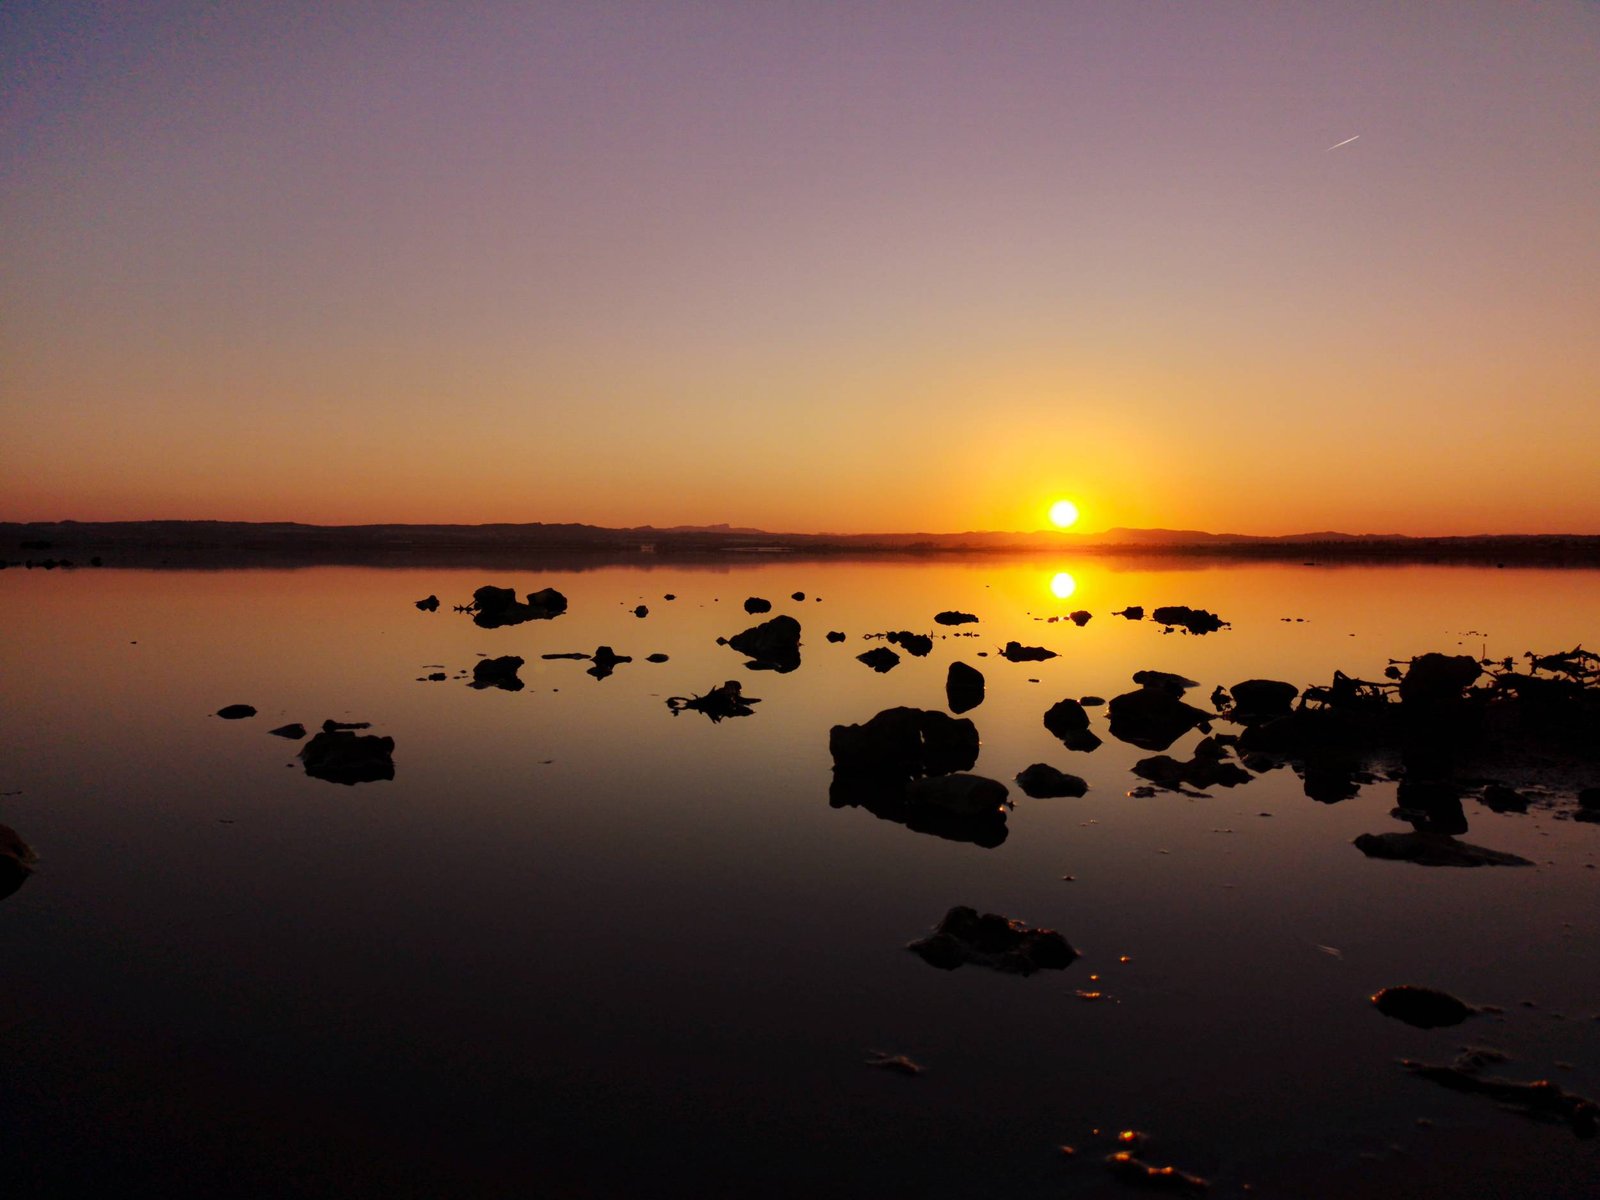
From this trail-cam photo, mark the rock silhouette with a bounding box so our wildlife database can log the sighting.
[666,680,760,722]
[1370,985,1476,1028]
[414,594,439,611]
[0,824,38,902]
[1353,832,1532,867]
[743,596,772,614]
[934,611,978,626]
[1108,686,1213,751]
[268,722,307,739]
[1000,641,1056,663]
[906,905,1077,975]
[1228,678,1298,719]
[726,615,801,672]
[857,647,900,673]
[1015,763,1088,798]
[1151,605,1228,634]
[299,729,395,785]
[216,704,256,719]
[946,662,985,713]
[471,655,525,691]
[469,584,568,628]
[884,630,933,657]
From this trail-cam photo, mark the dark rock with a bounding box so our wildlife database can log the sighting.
[299,729,395,785]
[633,605,648,618]
[666,680,760,722]
[471,655,525,691]
[1069,609,1091,626]
[791,591,805,601]
[1229,679,1299,719]
[415,594,440,611]
[1131,670,1199,697]
[826,631,847,643]
[1112,606,1145,620]
[216,704,257,720]
[1001,641,1057,663]
[934,611,979,626]
[1080,695,1106,706]
[1580,788,1600,811]
[268,723,307,739]
[1353,832,1533,867]
[645,653,669,663]
[1151,605,1228,634]
[727,615,801,672]
[906,905,1077,976]
[587,646,632,679]
[1393,780,1468,834]
[743,596,772,614]
[1016,763,1088,798]
[470,584,567,628]
[1401,1049,1600,1138]
[1107,688,1213,751]
[425,672,447,681]
[1371,985,1476,1028]
[322,719,371,731]
[0,824,39,902]
[1398,653,1481,706]
[829,707,980,780]
[946,661,985,714]
[906,773,1010,817]
[885,630,933,657]
[1043,698,1090,740]
[1210,684,1229,710]
[1133,741,1252,790]
[857,646,901,673]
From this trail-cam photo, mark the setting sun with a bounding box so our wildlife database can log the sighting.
[1049,500,1080,529]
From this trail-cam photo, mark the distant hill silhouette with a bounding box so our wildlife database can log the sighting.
[3,519,1599,567]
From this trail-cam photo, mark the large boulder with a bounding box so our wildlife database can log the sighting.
[1151,605,1228,634]
[1042,698,1089,738]
[299,729,395,785]
[1230,679,1299,719]
[946,662,985,714]
[829,707,979,779]
[1015,763,1088,798]
[471,584,567,628]
[1398,653,1481,706]
[727,615,802,672]
[1107,687,1214,751]
[857,647,900,673]
[1370,985,1476,1028]
[471,655,525,691]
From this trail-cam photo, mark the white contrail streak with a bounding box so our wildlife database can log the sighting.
[1326,135,1360,151]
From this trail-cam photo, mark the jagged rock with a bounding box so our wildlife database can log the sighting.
[858,647,901,673]
[1015,763,1088,798]
[1133,739,1252,790]
[829,707,979,779]
[934,611,979,626]
[885,630,933,657]
[1353,832,1532,867]
[414,594,439,611]
[1229,679,1298,719]
[666,680,760,722]
[471,655,525,690]
[268,722,307,739]
[727,615,801,672]
[743,596,772,614]
[299,729,395,785]
[1131,670,1199,697]
[826,631,847,643]
[1371,985,1476,1028]
[1001,641,1056,663]
[1069,610,1091,627]
[1151,605,1227,634]
[1108,688,1213,751]
[906,773,1010,817]
[216,704,256,720]
[907,905,1076,975]
[1112,606,1145,620]
[946,662,985,714]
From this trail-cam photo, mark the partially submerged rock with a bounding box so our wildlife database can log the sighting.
[826,631,847,643]
[1108,687,1213,751]
[946,661,985,714]
[1104,1151,1211,1195]
[1398,652,1481,706]
[934,611,978,626]
[829,709,997,845]
[471,655,525,691]
[1131,670,1199,697]
[1015,763,1088,798]
[414,594,439,612]
[1069,609,1092,626]
[0,824,38,902]
[1370,985,1476,1028]
[1151,605,1227,634]
[1401,1048,1599,1138]
[885,630,933,657]
[857,646,901,673]
[1001,641,1057,663]
[743,596,772,614]
[666,680,760,722]
[727,615,801,672]
[1113,606,1145,620]
[907,905,1076,975]
[268,722,307,739]
[829,708,980,779]
[588,646,632,679]
[1043,698,1090,739]
[299,729,395,785]
[906,773,1010,818]
[470,584,568,628]
[1229,679,1298,720]
[1133,738,1252,791]
[1353,832,1532,867]
[216,704,256,720]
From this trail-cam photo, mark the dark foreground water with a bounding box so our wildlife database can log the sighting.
[2,557,1598,1198]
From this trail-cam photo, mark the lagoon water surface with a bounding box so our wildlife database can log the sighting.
[3,557,1598,1198]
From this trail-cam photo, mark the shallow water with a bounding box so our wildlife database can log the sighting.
[2,557,1598,1198]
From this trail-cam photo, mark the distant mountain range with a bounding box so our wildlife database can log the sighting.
[3,519,1599,566]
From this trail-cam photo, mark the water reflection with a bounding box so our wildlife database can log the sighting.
[1048,571,1077,600]
[0,823,37,901]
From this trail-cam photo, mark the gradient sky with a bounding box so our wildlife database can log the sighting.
[4,2,1598,534]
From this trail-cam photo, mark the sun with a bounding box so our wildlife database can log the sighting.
[1049,499,1080,529]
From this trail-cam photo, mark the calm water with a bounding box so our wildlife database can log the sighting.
[3,557,1598,1198]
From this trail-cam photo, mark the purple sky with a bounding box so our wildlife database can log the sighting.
[4,2,1598,533]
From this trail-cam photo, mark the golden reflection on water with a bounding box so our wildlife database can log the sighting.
[1048,571,1077,600]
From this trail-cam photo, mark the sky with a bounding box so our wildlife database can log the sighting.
[3,1,1598,535]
